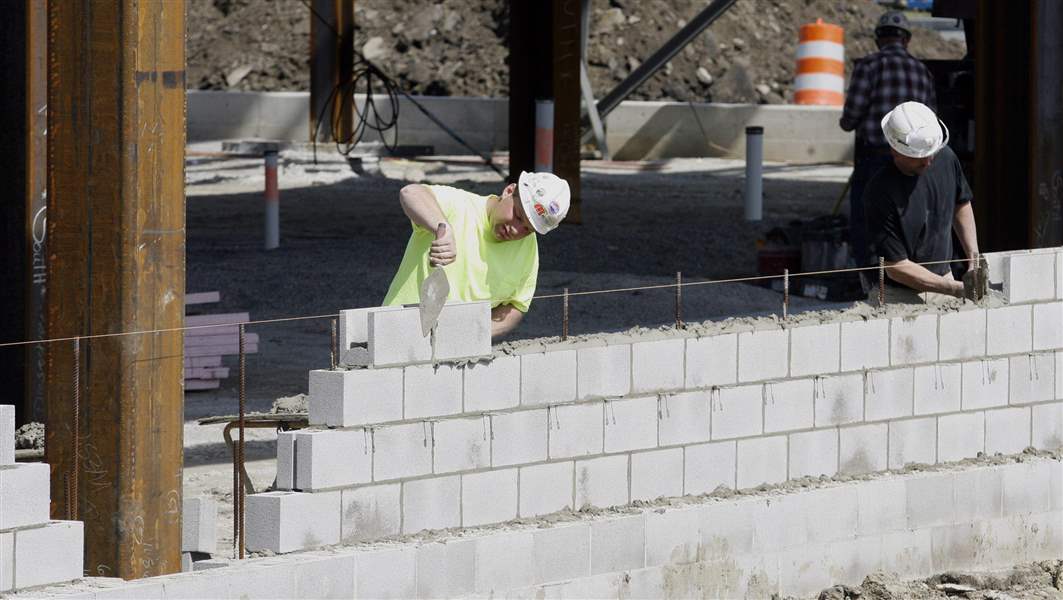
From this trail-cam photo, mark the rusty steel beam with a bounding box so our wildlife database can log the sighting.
[25,0,48,425]
[1029,0,1063,246]
[508,0,582,222]
[45,0,185,579]
[310,0,354,143]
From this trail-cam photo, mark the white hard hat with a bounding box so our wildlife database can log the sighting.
[517,171,570,234]
[880,101,950,158]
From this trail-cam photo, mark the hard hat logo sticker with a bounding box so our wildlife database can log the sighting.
[534,202,546,217]
[548,201,560,216]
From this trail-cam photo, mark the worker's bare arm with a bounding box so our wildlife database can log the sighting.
[884,258,964,297]
[399,184,456,266]
[490,304,524,338]
[952,201,980,268]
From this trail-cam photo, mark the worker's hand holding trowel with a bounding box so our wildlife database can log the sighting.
[962,254,990,301]
[420,223,452,336]
[429,223,456,267]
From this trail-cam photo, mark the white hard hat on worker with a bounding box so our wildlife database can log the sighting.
[880,101,950,159]
[517,171,570,234]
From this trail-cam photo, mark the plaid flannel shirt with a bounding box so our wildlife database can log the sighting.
[840,42,937,149]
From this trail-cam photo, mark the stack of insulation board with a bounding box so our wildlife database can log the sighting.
[184,292,258,391]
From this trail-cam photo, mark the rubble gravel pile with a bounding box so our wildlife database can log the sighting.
[187,0,965,103]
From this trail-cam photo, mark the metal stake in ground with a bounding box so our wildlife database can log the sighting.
[878,257,886,307]
[71,337,80,521]
[675,272,684,329]
[783,269,790,320]
[237,323,247,559]
[330,317,338,369]
[562,288,570,341]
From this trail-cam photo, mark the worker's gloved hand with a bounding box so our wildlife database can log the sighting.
[429,223,456,267]
[961,254,989,301]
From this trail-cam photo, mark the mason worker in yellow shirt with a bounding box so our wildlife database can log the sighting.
[382,171,572,338]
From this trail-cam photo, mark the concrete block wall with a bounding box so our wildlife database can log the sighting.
[248,247,1063,554]
[0,405,85,592]
[38,457,1063,599]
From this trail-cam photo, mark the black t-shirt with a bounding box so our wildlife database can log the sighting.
[864,145,973,280]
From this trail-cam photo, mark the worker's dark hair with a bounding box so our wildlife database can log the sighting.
[875,26,911,40]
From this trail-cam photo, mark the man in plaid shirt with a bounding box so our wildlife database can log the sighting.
[840,11,937,272]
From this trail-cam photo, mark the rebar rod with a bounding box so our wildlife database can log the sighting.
[562,288,570,341]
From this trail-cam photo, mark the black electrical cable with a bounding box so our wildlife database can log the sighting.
[298,0,506,178]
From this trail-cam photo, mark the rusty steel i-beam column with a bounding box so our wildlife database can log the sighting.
[309,0,353,143]
[45,0,186,579]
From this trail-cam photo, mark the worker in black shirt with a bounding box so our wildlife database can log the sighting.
[865,101,986,304]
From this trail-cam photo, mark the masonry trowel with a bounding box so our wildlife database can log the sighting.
[419,223,450,336]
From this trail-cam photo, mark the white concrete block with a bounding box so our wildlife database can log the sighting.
[0,463,50,529]
[245,490,341,553]
[750,494,806,549]
[1058,351,1063,398]
[1009,353,1055,405]
[462,468,517,527]
[368,307,432,366]
[341,483,401,543]
[1002,460,1052,515]
[308,367,403,427]
[491,409,548,467]
[939,308,987,361]
[404,363,463,419]
[293,555,357,599]
[576,344,630,399]
[631,339,686,393]
[763,379,814,433]
[985,407,1031,455]
[589,515,645,575]
[788,428,838,479]
[856,478,907,535]
[685,333,738,388]
[519,461,574,517]
[684,440,736,494]
[790,323,840,376]
[888,417,937,469]
[825,536,883,591]
[295,429,372,490]
[658,391,711,446]
[474,532,536,593]
[13,521,83,589]
[986,305,1033,356]
[434,301,491,361]
[736,435,787,488]
[802,486,859,543]
[0,406,12,466]
[275,430,295,490]
[865,368,914,421]
[1032,402,1063,450]
[182,497,217,555]
[645,507,701,566]
[464,356,520,412]
[521,350,577,406]
[372,422,433,481]
[953,465,1003,523]
[1058,251,1063,299]
[433,416,490,474]
[1033,302,1063,350]
[890,313,938,365]
[548,402,603,459]
[814,372,864,426]
[778,543,832,597]
[0,531,10,593]
[1004,252,1057,303]
[699,500,757,556]
[415,539,476,599]
[604,396,658,453]
[938,411,985,462]
[357,547,417,599]
[906,473,955,528]
[575,455,629,509]
[533,524,590,583]
[738,328,788,382]
[914,363,961,415]
[631,448,683,501]
[338,307,380,349]
[962,358,1009,409]
[711,384,762,440]
[840,319,890,371]
[880,529,933,581]
[402,475,460,533]
[839,423,887,475]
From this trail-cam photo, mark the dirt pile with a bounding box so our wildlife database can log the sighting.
[816,561,1063,600]
[15,422,44,451]
[187,0,964,103]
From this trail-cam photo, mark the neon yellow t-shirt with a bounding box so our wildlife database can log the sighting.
[382,185,539,312]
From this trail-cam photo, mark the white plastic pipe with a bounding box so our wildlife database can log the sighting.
[264,151,280,250]
[534,99,554,173]
[744,126,763,221]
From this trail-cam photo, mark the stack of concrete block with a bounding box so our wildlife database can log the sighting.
[182,497,217,570]
[0,404,84,592]
[336,301,491,367]
[245,247,1063,555]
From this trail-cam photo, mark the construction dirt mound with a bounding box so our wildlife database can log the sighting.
[815,561,1063,600]
[187,0,965,103]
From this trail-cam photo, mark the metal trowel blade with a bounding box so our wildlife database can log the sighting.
[419,267,450,337]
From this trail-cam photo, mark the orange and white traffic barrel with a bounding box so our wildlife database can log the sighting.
[794,19,845,106]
